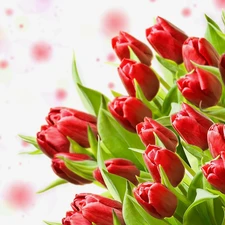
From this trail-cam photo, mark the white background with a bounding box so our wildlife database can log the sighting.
[0,0,224,224]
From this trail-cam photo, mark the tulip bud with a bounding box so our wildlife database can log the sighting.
[118,59,159,101]
[143,145,184,187]
[112,31,153,66]
[71,193,125,225]
[146,16,188,64]
[136,117,178,152]
[133,182,177,219]
[219,53,225,84]
[108,96,152,132]
[171,103,213,150]
[62,211,92,225]
[182,37,220,72]
[93,158,140,186]
[207,123,225,158]
[177,68,222,108]
[46,107,98,148]
[51,153,93,185]
[202,152,225,194]
[37,125,70,158]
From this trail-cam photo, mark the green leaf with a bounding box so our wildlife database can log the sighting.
[155,116,171,127]
[97,109,145,169]
[205,14,222,31]
[68,137,92,156]
[37,179,68,194]
[43,221,61,225]
[201,105,225,122]
[128,46,140,62]
[113,210,122,225]
[18,134,40,149]
[19,149,43,155]
[87,125,98,159]
[156,55,179,74]
[111,89,123,98]
[222,9,225,27]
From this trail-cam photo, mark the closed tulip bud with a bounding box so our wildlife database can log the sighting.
[37,125,70,158]
[177,68,222,108]
[71,193,125,225]
[62,211,92,225]
[202,152,225,194]
[136,117,178,152]
[207,123,225,158]
[51,153,93,185]
[143,145,184,187]
[46,107,98,148]
[146,16,188,64]
[171,103,213,150]
[182,37,220,72]
[112,31,153,66]
[133,182,177,219]
[219,53,225,84]
[108,96,152,132]
[118,59,159,101]
[93,158,140,186]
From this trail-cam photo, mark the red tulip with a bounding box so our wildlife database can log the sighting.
[207,123,225,158]
[37,125,70,158]
[51,153,93,185]
[143,145,184,187]
[112,31,153,66]
[171,103,213,150]
[202,152,225,194]
[93,158,140,186]
[136,117,178,152]
[62,211,92,225]
[182,37,219,72]
[219,53,225,84]
[71,193,125,225]
[146,16,188,64]
[133,182,177,219]
[118,59,159,101]
[46,107,98,148]
[177,68,222,108]
[108,96,152,132]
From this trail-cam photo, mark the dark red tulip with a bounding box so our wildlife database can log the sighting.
[177,68,222,108]
[46,107,98,148]
[37,125,70,158]
[118,59,159,101]
[112,31,153,66]
[93,158,140,186]
[133,182,177,219]
[143,145,184,187]
[71,193,125,225]
[219,53,225,84]
[108,96,152,132]
[146,16,188,64]
[202,152,225,194]
[171,103,213,150]
[51,153,93,185]
[62,211,92,225]
[136,117,178,152]
[182,37,220,72]
[207,123,225,158]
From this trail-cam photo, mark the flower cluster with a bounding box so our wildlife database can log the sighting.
[20,12,225,225]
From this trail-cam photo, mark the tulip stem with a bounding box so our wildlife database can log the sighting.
[179,156,196,177]
[173,212,183,224]
[153,98,162,110]
[178,184,187,196]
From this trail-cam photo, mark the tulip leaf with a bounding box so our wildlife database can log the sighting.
[155,116,171,127]
[113,210,122,225]
[18,134,40,149]
[201,105,225,122]
[43,221,61,225]
[19,149,43,155]
[111,89,123,98]
[37,179,68,194]
[204,14,225,55]
[97,108,145,169]
[87,125,98,159]
[128,46,140,62]
[222,9,225,27]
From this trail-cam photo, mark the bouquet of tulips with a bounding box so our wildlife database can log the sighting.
[20,11,225,225]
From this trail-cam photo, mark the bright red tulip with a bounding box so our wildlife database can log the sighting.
[171,103,213,150]
[62,211,92,225]
[219,53,225,84]
[146,16,188,64]
[134,182,177,219]
[118,59,159,101]
[108,96,152,132]
[112,31,153,66]
[182,37,219,72]
[136,117,178,152]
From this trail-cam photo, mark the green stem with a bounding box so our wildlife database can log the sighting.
[173,212,183,224]
[153,98,162,110]
[178,183,187,196]
[179,156,196,177]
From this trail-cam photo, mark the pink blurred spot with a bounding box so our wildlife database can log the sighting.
[106,52,116,62]
[30,41,52,63]
[100,9,129,38]
[149,0,156,2]
[55,88,67,101]
[4,181,36,210]
[21,140,29,147]
[19,24,24,29]
[0,60,9,69]
[108,82,115,89]
[5,8,14,16]
[96,57,100,62]
[213,0,225,8]
[181,7,192,17]
[18,0,52,13]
